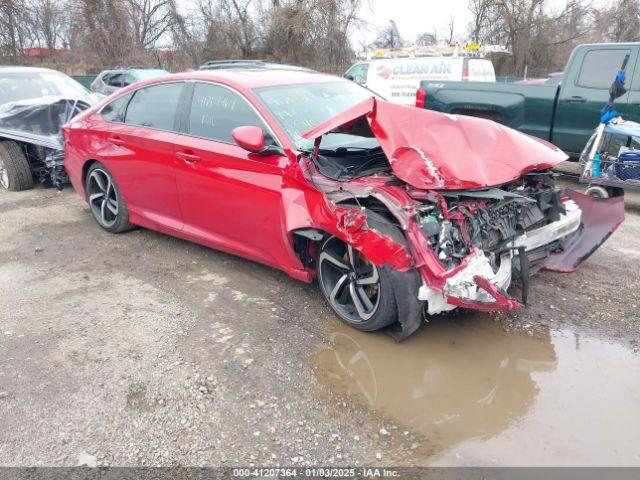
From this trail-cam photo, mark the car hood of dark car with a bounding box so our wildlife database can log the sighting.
[302,97,568,190]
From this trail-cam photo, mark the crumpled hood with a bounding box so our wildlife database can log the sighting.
[302,97,568,190]
[0,95,95,150]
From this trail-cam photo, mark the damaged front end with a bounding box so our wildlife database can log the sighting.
[0,96,93,187]
[299,98,624,339]
[410,173,583,314]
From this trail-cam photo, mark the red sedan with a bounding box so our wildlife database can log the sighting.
[63,68,624,340]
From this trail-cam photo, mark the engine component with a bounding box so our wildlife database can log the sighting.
[419,172,566,268]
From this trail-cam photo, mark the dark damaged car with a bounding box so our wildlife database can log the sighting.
[62,70,625,340]
[0,66,97,190]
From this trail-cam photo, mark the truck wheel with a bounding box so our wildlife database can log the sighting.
[0,141,33,191]
[585,186,609,198]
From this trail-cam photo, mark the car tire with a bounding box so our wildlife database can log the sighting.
[585,185,609,198]
[85,162,133,233]
[0,141,33,191]
[318,209,410,332]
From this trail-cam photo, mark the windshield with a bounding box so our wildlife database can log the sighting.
[254,81,375,151]
[0,71,90,106]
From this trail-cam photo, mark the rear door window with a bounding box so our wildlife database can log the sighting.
[187,82,272,144]
[99,73,111,85]
[106,73,124,88]
[122,74,136,87]
[577,49,631,89]
[101,93,132,123]
[124,82,184,131]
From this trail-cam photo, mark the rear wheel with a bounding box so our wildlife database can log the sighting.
[85,162,133,233]
[0,141,33,191]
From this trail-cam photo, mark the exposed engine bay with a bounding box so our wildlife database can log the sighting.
[314,144,391,180]
[304,151,579,310]
[418,172,566,270]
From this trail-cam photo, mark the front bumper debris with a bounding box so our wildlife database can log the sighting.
[418,197,595,314]
[544,190,625,272]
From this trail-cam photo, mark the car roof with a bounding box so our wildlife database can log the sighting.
[199,60,314,72]
[0,66,66,75]
[150,68,342,90]
[99,67,167,73]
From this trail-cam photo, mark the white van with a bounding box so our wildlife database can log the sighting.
[345,57,496,105]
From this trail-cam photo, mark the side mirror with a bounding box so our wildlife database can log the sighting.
[344,74,355,81]
[232,125,265,153]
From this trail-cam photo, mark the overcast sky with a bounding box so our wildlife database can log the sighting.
[352,0,614,48]
[353,0,472,47]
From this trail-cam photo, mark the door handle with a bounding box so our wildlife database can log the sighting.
[108,135,125,146]
[567,96,587,103]
[177,150,200,164]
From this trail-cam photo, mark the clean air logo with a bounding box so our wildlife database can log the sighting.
[375,65,392,79]
[376,62,453,78]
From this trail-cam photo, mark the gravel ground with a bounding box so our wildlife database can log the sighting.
[0,177,638,466]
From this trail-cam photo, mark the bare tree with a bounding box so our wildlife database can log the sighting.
[0,0,29,59]
[123,0,176,50]
[468,0,593,77]
[1,0,625,77]
[27,0,67,51]
[374,19,403,49]
[168,1,204,66]
[469,0,489,43]
[73,0,135,66]
[446,14,455,45]
[594,0,640,42]
[263,0,362,73]
[415,31,437,46]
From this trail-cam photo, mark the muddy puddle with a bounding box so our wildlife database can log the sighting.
[312,316,640,466]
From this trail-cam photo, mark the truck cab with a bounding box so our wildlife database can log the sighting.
[553,44,639,155]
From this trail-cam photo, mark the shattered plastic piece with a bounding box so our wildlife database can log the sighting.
[419,249,518,314]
